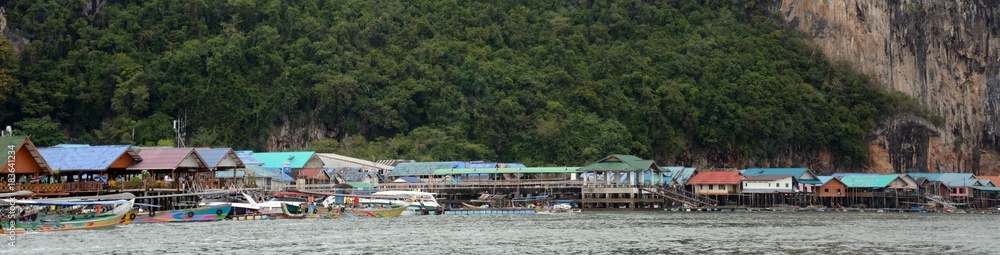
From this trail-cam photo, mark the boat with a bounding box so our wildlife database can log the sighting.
[130,204,232,224]
[320,191,441,216]
[256,191,315,215]
[1,196,134,233]
[461,202,488,210]
[280,202,409,219]
[548,200,582,213]
[198,192,262,217]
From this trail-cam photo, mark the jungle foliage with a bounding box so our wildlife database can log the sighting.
[0,0,924,166]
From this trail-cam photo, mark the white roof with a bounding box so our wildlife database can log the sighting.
[317,153,394,170]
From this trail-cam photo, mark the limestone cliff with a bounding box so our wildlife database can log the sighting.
[771,0,1000,174]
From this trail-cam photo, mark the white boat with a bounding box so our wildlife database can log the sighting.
[256,191,313,215]
[322,191,441,216]
[198,192,262,215]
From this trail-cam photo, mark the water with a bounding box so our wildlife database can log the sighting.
[2,211,997,254]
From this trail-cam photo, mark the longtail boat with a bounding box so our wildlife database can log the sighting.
[1,197,134,234]
[280,202,409,219]
[130,204,232,224]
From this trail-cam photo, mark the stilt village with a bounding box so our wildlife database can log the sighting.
[5,133,999,215]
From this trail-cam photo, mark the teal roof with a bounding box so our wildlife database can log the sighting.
[839,175,900,188]
[579,154,658,172]
[345,182,374,189]
[817,176,834,184]
[252,152,318,168]
[430,167,580,175]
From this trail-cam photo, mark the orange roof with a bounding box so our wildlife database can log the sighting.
[687,171,743,185]
[979,176,1000,186]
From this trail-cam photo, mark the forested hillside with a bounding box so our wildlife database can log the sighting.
[0,0,928,168]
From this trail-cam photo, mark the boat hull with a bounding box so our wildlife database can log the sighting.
[281,203,408,219]
[131,205,231,224]
[2,199,133,233]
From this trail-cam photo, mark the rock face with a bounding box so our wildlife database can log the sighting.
[772,0,1000,174]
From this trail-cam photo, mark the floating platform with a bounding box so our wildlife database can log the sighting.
[445,209,536,215]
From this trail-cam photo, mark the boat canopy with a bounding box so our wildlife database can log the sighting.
[6,199,134,205]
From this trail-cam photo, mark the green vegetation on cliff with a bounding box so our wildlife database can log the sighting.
[0,0,919,166]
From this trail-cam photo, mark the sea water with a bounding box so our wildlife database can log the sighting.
[2,211,997,254]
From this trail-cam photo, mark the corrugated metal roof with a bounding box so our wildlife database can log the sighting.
[839,175,900,188]
[328,167,375,182]
[817,176,834,184]
[672,168,698,185]
[978,176,1000,187]
[1,135,51,173]
[316,153,394,170]
[389,162,458,176]
[742,168,820,181]
[253,152,320,169]
[687,171,743,185]
[431,167,579,175]
[345,182,374,189]
[299,168,328,179]
[258,168,295,182]
[53,144,91,148]
[393,176,423,183]
[579,154,658,172]
[235,151,264,166]
[215,169,246,179]
[128,148,207,170]
[743,175,796,182]
[907,173,978,187]
[196,148,245,169]
[38,145,139,172]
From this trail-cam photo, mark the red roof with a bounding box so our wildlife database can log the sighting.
[128,148,206,170]
[687,171,743,185]
[299,168,326,179]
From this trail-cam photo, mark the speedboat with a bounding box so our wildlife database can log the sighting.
[257,191,318,215]
[322,191,441,216]
[199,192,261,216]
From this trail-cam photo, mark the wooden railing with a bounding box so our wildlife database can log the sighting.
[1,182,66,194]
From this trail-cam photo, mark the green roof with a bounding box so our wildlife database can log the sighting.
[0,136,26,163]
[251,152,320,168]
[578,154,657,172]
[839,175,900,188]
[345,182,374,189]
[430,167,580,175]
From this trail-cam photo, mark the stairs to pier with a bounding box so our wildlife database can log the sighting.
[642,187,718,207]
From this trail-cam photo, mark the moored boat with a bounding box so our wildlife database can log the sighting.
[130,204,232,224]
[1,197,134,233]
[281,202,409,219]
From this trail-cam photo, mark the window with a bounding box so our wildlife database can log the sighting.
[721,185,726,190]
[708,185,714,190]
[836,189,841,193]
[785,183,789,188]
[699,185,703,190]
[768,183,771,187]
[824,188,829,192]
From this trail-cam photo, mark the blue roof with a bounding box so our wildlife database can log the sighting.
[670,167,698,185]
[255,168,294,182]
[394,176,423,183]
[235,151,264,166]
[38,145,138,172]
[196,148,242,168]
[907,173,978,187]
[53,144,91,148]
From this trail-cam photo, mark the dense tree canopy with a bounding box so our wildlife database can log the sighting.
[1,0,925,167]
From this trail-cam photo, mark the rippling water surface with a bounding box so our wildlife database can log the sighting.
[2,211,998,254]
